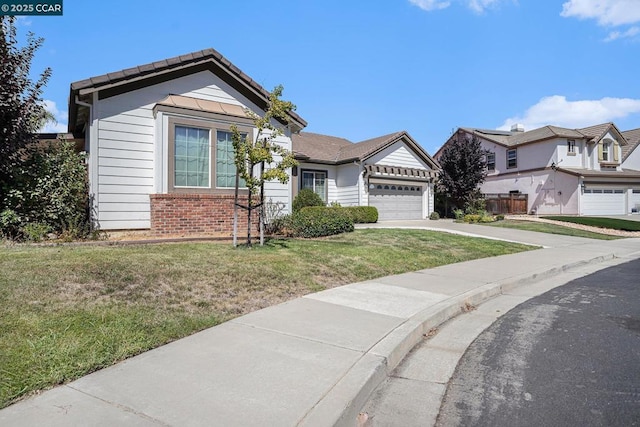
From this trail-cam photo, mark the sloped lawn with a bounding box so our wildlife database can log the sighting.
[485,219,621,240]
[542,216,640,232]
[0,229,533,408]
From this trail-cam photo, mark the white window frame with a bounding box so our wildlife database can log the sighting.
[301,169,327,202]
[486,152,495,171]
[507,149,517,169]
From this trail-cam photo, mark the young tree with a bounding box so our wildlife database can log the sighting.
[231,85,298,246]
[437,135,488,212]
[0,16,52,204]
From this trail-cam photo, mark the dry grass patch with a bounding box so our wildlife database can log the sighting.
[0,229,533,407]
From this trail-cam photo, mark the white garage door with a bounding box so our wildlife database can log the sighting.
[630,190,640,213]
[581,188,625,215]
[369,184,423,220]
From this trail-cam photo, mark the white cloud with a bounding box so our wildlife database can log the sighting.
[468,0,501,13]
[40,99,68,133]
[498,95,640,131]
[561,0,640,26]
[604,25,640,41]
[409,0,451,11]
[409,0,512,13]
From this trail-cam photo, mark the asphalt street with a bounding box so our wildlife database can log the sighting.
[437,258,640,427]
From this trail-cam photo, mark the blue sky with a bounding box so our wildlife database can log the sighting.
[17,0,640,154]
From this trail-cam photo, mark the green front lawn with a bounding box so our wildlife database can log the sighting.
[0,229,533,408]
[542,216,640,232]
[485,220,621,240]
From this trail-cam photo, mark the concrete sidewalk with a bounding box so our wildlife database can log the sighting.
[2,225,639,427]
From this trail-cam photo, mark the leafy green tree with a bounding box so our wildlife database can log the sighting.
[231,85,298,246]
[437,135,488,213]
[0,16,52,204]
[0,17,91,241]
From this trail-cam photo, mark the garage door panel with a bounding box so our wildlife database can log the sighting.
[581,188,625,215]
[369,184,423,220]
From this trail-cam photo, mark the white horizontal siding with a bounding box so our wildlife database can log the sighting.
[99,148,154,161]
[99,156,153,169]
[99,211,150,222]
[336,186,359,206]
[100,175,154,186]
[100,203,150,212]
[100,193,150,203]
[99,220,150,230]
[370,143,430,170]
[99,120,154,136]
[99,184,154,195]
[99,130,154,145]
[99,166,153,178]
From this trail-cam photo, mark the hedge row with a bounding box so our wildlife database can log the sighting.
[287,206,354,238]
[340,206,378,223]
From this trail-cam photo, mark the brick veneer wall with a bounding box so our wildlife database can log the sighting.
[150,194,259,236]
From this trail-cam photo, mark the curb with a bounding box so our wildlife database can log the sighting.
[298,252,617,427]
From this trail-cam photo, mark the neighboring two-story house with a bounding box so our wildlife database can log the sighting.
[435,123,640,216]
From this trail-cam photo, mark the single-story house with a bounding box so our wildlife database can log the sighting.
[67,48,439,234]
[435,123,640,216]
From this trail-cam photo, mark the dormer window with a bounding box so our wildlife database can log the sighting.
[598,138,619,164]
[602,141,610,161]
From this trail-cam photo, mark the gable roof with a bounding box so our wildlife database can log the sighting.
[68,48,307,134]
[292,130,439,169]
[438,122,637,158]
[622,128,640,161]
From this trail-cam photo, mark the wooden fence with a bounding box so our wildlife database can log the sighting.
[484,193,528,214]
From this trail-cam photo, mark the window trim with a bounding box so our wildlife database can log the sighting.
[567,139,576,155]
[300,169,328,202]
[168,116,253,195]
[173,125,211,189]
[486,152,496,171]
[602,141,610,162]
[506,149,517,169]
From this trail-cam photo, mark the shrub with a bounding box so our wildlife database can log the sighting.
[1,140,92,241]
[341,206,378,223]
[429,211,440,220]
[465,197,486,215]
[453,209,465,221]
[463,214,481,223]
[292,188,324,212]
[262,199,287,234]
[496,214,505,221]
[463,211,495,223]
[0,209,22,240]
[22,222,50,242]
[287,206,354,237]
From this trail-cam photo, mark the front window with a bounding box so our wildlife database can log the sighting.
[174,126,210,187]
[301,170,327,202]
[568,140,576,154]
[602,141,610,162]
[507,149,517,169]
[486,152,495,171]
[216,130,245,188]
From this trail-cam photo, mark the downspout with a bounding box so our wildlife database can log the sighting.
[75,95,98,228]
[354,160,363,206]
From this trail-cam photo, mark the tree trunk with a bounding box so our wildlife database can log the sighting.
[259,161,265,246]
[233,170,239,247]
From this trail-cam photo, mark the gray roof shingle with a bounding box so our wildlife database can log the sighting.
[292,130,438,169]
[69,48,306,132]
